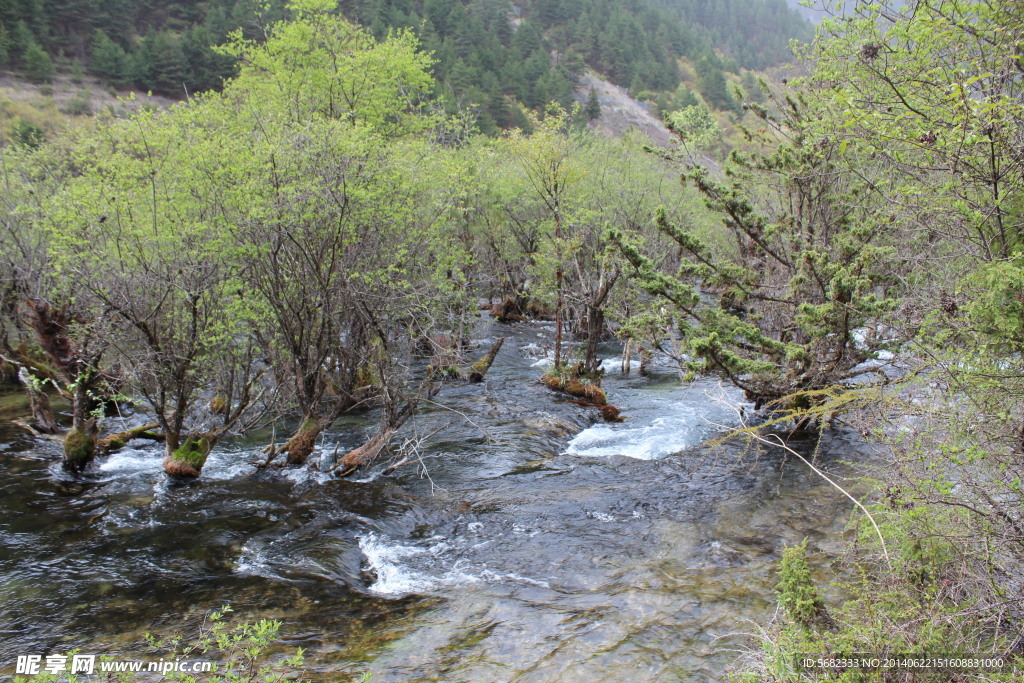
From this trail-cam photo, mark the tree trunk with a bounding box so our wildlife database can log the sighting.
[17,367,59,434]
[162,433,217,478]
[335,426,397,477]
[540,372,608,405]
[282,415,324,466]
[63,418,98,472]
[466,337,505,382]
[428,337,506,383]
[97,423,163,455]
[554,213,564,369]
[63,381,97,472]
[0,358,16,385]
[334,399,419,477]
[583,305,604,373]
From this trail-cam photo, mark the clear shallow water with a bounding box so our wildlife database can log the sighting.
[0,321,878,681]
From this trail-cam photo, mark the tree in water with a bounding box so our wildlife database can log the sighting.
[613,86,897,419]
[505,105,586,371]
[221,0,471,468]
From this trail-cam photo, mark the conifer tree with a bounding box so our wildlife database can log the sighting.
[23,41,53,83]
[584,85,601,120]
[90,29,131,86]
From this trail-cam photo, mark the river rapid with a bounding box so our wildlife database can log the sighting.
[0,319,880,681]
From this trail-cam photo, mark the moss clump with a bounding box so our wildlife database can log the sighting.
[523,298,553,320]
[165,436,213,477]
[63,422,98,472]
[101,432,130,452]
[489,296,526,323]
[777,539,831,630]
[174,438,211,468]
[208,394,228,415]
[540,373,608,406]
[355,364,381,390]
[426,365,461,380]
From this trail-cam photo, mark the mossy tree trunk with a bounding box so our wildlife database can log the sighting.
[97,423,163,455]
[540,367,622,422]
[163,432,218,478]
[467,337,505,382]
[63,380,97,472]
[335,425,397,476]
[429,337,506,384]
[281,415,325,466]
[333,385,435,477]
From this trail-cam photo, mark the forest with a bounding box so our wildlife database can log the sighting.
[0,0,810,130]
[1,0,1023,680]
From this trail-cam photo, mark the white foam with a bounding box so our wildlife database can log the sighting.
[97,443,256,481]
[565,417,697,460]
[564,382,746,460]
[519,343,546,358]
[356,533,550,596]
[98,448,160,475]
[200,451,256,480]
[358,533,464,595]
[234,545,280,581]
[280,465,332,485]
[598,357,642,374]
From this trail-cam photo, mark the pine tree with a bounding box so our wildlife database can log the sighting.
[585,85,601,120]
[741,70,764,104]
[91,30,131,86]
[142,31,187,96]
[23,41,54,83]
[696,58,733,111]
[0,25,9,67]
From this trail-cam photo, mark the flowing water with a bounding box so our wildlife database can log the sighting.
[0,320,880,681]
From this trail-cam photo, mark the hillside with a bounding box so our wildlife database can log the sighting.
[784,0,826,22]
[0,0,812,134]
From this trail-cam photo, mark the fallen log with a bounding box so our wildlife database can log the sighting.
[97,423,163,455]
[428,337,506,384]
[334,426,397,477]
[540,372,623,423]
[467,337,505,382]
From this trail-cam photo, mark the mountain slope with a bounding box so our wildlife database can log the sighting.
[0,0,812,132]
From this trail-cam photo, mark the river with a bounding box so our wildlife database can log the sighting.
[0,318,878,681]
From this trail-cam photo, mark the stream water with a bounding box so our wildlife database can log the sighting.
[0,319,879,681]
